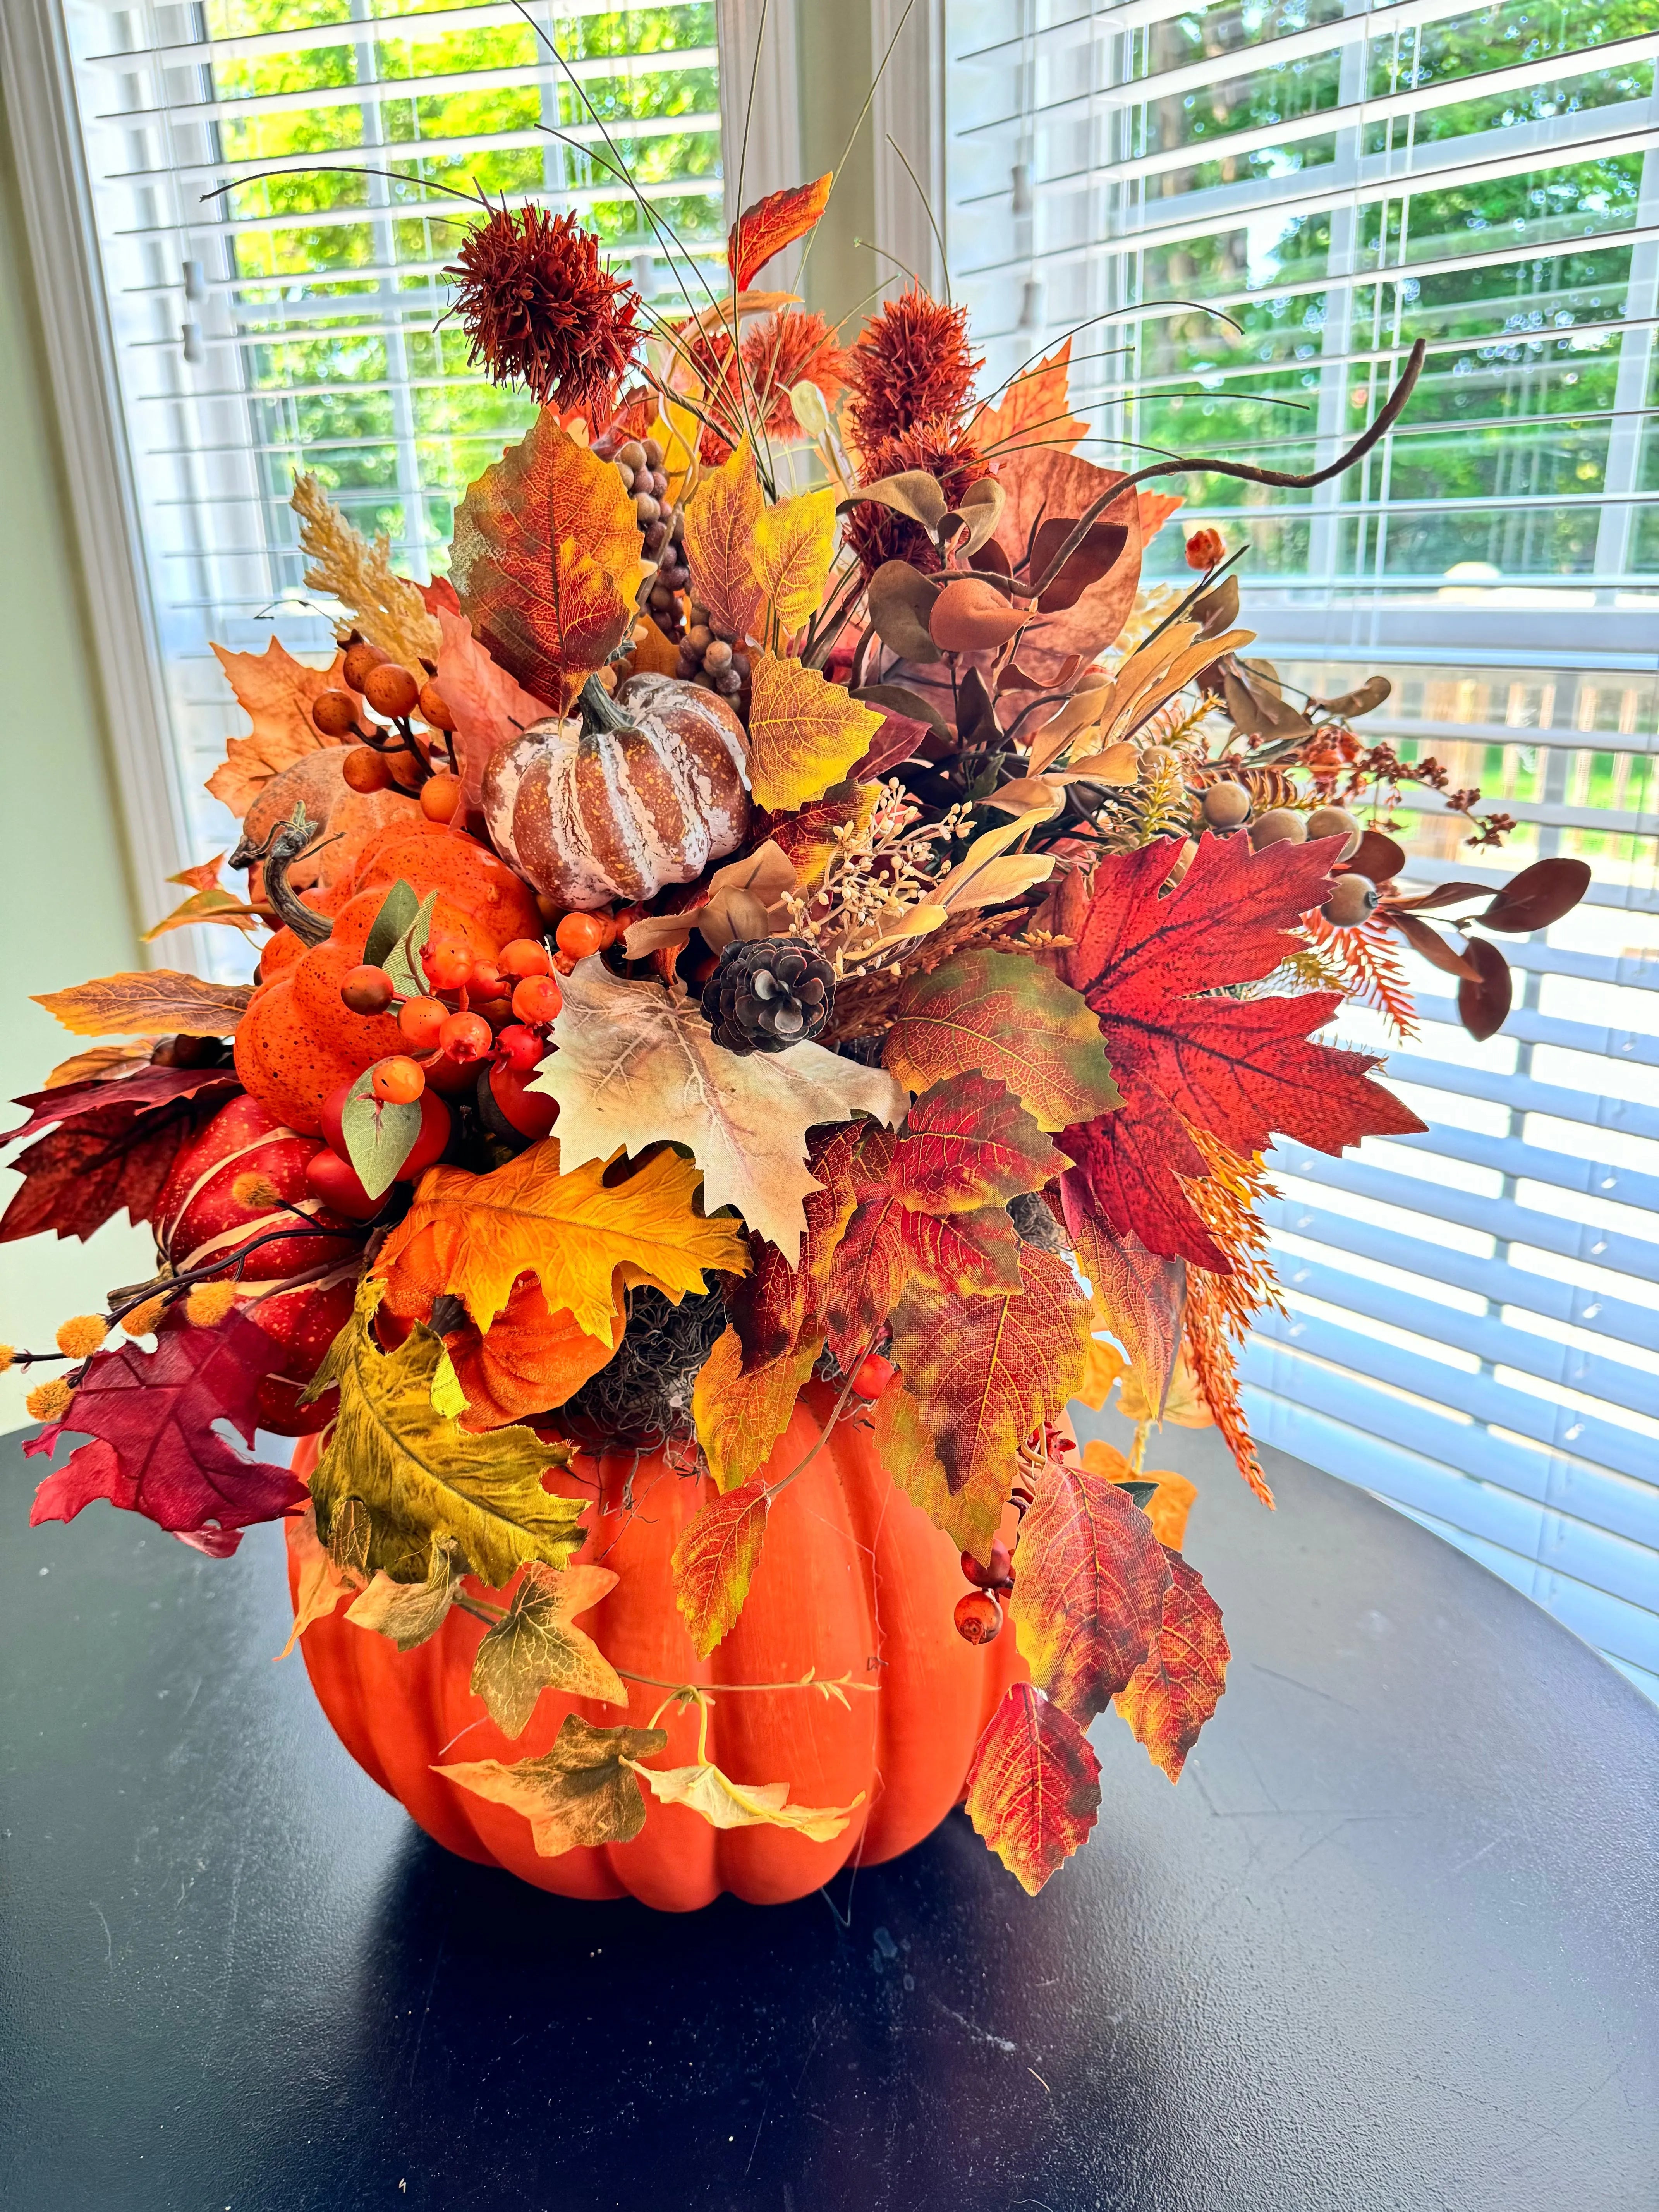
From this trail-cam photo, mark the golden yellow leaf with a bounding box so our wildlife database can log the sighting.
[305,1280,586,1587]
[1120,1346,1212,1428]
[375,1136,746,1344]
[1074,1333,1129,1412]
[438,1714,669,1854]
[745,651,883,813]
[469,1562,624,1736]
[35,971,254,1039]
[626,1755,861,1843]
[345,1538,463,1651]
[1078,1440,1199,1551]
[535,960,904,1263]
[750,486,838,635]
[43,1045,148,1089]
[682,436,765,639]
[692,1326,817,1494]
[274,1502,362,1661]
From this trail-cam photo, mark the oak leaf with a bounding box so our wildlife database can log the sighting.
[206,640,347,817]
[968,338,1090,459]
[276,1502,362,1660]
[1010,1450,1171,1726]
[0,1064,240,1244]
[535,960,903,1264]
[750,486,838,634]
[437,1713,668,1854]
[450,410,643,707]
[745,651,882,813]
[628,1756,859,1843]
[681,437,765,639]
[1117,1551,1229,1780]
[346,1538,464,1651]
[1058,835,1425,1270]
[691,1326,817,1494]
[883,948,1121,1135]
[878,1244,1093,1563]
[26,1310,306,1551]
[374,1132,745,1343]
[438,1276,619,1430]
[305,1281,586,1587]
[470,1561,624,1736]
[672,1471,771,1656]
[728,173,833,291]
[35,971,253,1040]
[964,1682,1101,1895]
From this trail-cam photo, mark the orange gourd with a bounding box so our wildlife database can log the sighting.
[288,1385,1026,1910]
[236,825,543,1132]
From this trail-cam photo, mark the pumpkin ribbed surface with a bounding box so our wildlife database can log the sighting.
[484,672,750,907]
[288,1383,1024,1909]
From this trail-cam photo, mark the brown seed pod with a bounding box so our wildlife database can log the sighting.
[1200,779,1251,830]
[1249,806,1308,849]
[340,964,395,1016]
[1306,804,1362,858]
[1322,872,1378,927]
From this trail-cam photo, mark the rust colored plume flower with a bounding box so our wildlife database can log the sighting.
[844,289,982,458]
[446,203,644,418]
[843,418,993,580]
[742,309,849,436]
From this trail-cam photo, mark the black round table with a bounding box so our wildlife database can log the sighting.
[2,1420,1654,2211]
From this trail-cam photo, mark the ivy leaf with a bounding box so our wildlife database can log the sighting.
[826,1199,1023,1371]
[1059,1167,1186,1416]
[1010,1451,1172,1726]
[437,1276,619,1431]
[728,173,833,291]
[745,653,883,812]
[681,437,765,640]
[883,949,1121,1135]
[877,1245,1093,1563]
[339,1068,422,1199]
[749,486,838,634]
[25,1310,306,1551]
[1117,1551,1230,1781]
[0,1064,240,1244]
[627,1756,860,1844]
[206,639,347,817]
[1058,835,1426,1270]
[967,337,1089,459]
[34,971,254,1040]
[305,1280,586,1586]
[672,1472,771,1656]
[964,1683,1101,1895]
[691,1326,817,1494]
[470,1562,625,1737]
[436,1713,669,1855]
[374,1133,747,1344]
[450,411,643,707]
[535,960,903,1264]
[276,1501,363,1661]
[345,1538,464,1651]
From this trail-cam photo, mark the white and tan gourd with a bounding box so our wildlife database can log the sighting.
[483,672,752,907]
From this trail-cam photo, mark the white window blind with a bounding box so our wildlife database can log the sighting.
[946,0,1659,1697]
[59,0,724,877]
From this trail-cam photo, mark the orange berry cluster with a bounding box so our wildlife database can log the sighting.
[310,635,461,816]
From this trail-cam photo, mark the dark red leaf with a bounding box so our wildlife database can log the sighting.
[1348,829,1406,885]
[1385,880,1496,913]
[1,1067,240,1244]
[964,1683,1101,1894]
[1388,911,1479,981]
[727,174,833,292]
[1057,836,1426,1268]
[1479,856,1591,934]
[3,1063,238,1148]
[1457,936,1513,1041]
[26,1309,307,1552]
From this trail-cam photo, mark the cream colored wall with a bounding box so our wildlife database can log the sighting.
[0,95,154,1431]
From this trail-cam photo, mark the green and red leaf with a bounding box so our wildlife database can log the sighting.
[1117,1550,1230,1780]
[1010,1450,1171,1725]
[965,1682,1101,1895]
[883,949,1121,1135]
[672,1471,771,1654]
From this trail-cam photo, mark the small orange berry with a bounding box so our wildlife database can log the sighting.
[1185,526,1226,571]
[417,680,456,731]
[371,1056,426,1104]
[420,774,462,823]
[500,937,552,979]
[555,910,608,960]
[439,1011,493,1063]
[362,661,420,719]
[342,639,388,693]
[398,996,449,1048]
[341,746,392,793]
[511,974,563,1027]
[311,689,362,739]
[422,941,473,992]
[340,963,395,1015]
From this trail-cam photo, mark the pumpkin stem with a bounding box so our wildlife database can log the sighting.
[576,670,637,740]
[228,802,335,947]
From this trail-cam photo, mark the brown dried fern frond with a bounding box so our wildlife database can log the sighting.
[291,474,442,669]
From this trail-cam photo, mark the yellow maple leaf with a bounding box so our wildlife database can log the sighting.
[682,435,765,640]
[745,651,883,813]
[692,1325,817,1493]
[305,1280,586,1587]
[627,1755,861,1844]
[437,1714,669,1855]
[749,485,838,635]
[375,1137,746,1346]
[469,1561,624,1736]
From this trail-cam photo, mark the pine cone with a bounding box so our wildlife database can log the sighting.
[706,936,834,1055]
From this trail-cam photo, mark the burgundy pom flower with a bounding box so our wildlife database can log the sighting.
[843,289,982,458]
[446,204,644,418]
[843,417,993,580]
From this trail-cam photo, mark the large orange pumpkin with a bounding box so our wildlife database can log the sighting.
[288,1384,1025,1909]
[236,823,543,1133]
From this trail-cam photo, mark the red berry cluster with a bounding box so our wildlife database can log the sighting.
[954,1536,1014,1646]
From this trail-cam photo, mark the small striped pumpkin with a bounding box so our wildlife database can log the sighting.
[483,671,751,907]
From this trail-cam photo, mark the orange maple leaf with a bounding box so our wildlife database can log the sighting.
[968,337,1089,459]
[206,640,347,818]
[727,173,833,293]
[681,437,765,642]
[432,606,550,811]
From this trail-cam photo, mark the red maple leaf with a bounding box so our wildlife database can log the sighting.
[1,1065,240,1244]
[1057,834,1425,1270]
[26,1309,307,1553]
